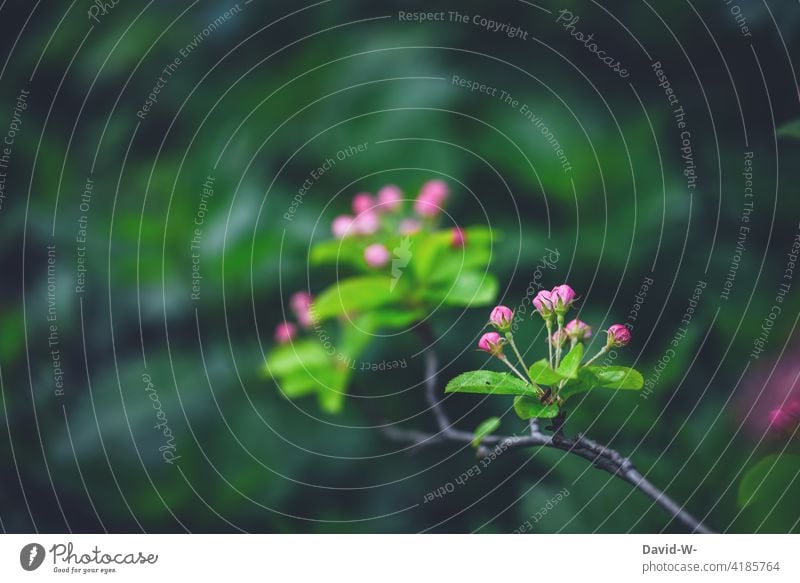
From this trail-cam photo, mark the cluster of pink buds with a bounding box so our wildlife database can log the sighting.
[330,180,464,270]
[533,285,577,320]
[274,290,315,344]
[767,401,800,438]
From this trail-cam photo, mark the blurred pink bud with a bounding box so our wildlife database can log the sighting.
[364,243,390,267]
[414,179,449,217]
[551,284,576,314]
[352,192,373,215]
[565,319,592,341]
[332,215,354,239]
[533,289,554,319]
[275,321,296,344]
[550,328,569,347]
[353,210,380,235]
[399,219,421,235]
[290,291,313,328]
[377,185,403,212]
[767,401,800,436]
[451,227,466,248]
[489,305,513,331]
[478,332,504,356]
[607,324,631,348]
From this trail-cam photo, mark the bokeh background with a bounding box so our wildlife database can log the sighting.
[1,0,800,533]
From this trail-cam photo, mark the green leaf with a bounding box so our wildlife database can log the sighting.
[556,343,584,379]
[586,366,644,390]
[310,238,364,267]
[277,370,320,398]
[558,368,600,400]
[445,370,534,396]
[264,340,330,378]
[528,359,563,386]
[777,119,800,140]
[738,454,800,508]
[312,276,401,320]
[472,417,501,447]
[513,395,560,419]
[430,271,498,307]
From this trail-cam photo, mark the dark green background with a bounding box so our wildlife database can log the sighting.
[1,0,799,533]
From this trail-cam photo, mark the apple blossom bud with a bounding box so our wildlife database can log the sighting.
[290,291,313,328]
[353,210,380,235]
[533,289,555,319]
[399,219,421,235]
[767,401,800,436]
[489,305,513,331]
[550,328,569,347]
[414,179,449,217]
[275,321,296,344]
[332,215,353,239]
[551,284,576,315]
[352,192,373,215]
[377,185,402,212]
[451,226,466,248]
[565,319,592,341]
[478,332,504,356]
[364,243,390,267]
[607,324,631,348]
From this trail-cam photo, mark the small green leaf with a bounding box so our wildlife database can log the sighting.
[445,370,534,396]
[738,454,800,508]
[431,271,498,307]
[310,238,364,267]
[556,343,584,379]
[312,276,401,320]
[777,119,800,140]
[472,417,501,447]
[528,359,563,385]
[558,368,599,400]
[586,365,644,390]
[264,340,330,378]
[513,395,560,419]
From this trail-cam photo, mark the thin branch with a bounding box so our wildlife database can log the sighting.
[387,332,714,534]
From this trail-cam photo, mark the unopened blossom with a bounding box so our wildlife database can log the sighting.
[377,185,403,212]
[478,332,504,357]
[550,328,569,347]
[275,321,297,344]
[551,284,576,315]
[489,305,513,331]
[399,219,421,235]
[767,401,800,436]
[414,179,449,217]
[533,289,555,319]
[364,243,390,267]
[353,210,380,235]
[565,319,592,341]
[332,215,353,239]
[352,192,374,215]
[451,227,466,248]
[290,291,313,328]
[607,324,631,347]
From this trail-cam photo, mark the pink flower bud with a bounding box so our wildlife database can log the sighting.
[399,219,421,235]
[551,284,576,314]
[275,321,296,344]
[353,210,380,235]
[767,401,800,436]
[607,324,631,348]
[332,215,354,239]
[364,243,390,267]
[550,328,569,347]
[533,289,555,319]
[352,192,373,215]
[489,305,513,331]
[290,291,313,328]
[478,332,504,356]
[377,185,403,212]
[414,179,449,217]
[565,319,592,341]
[451,226,466,248]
